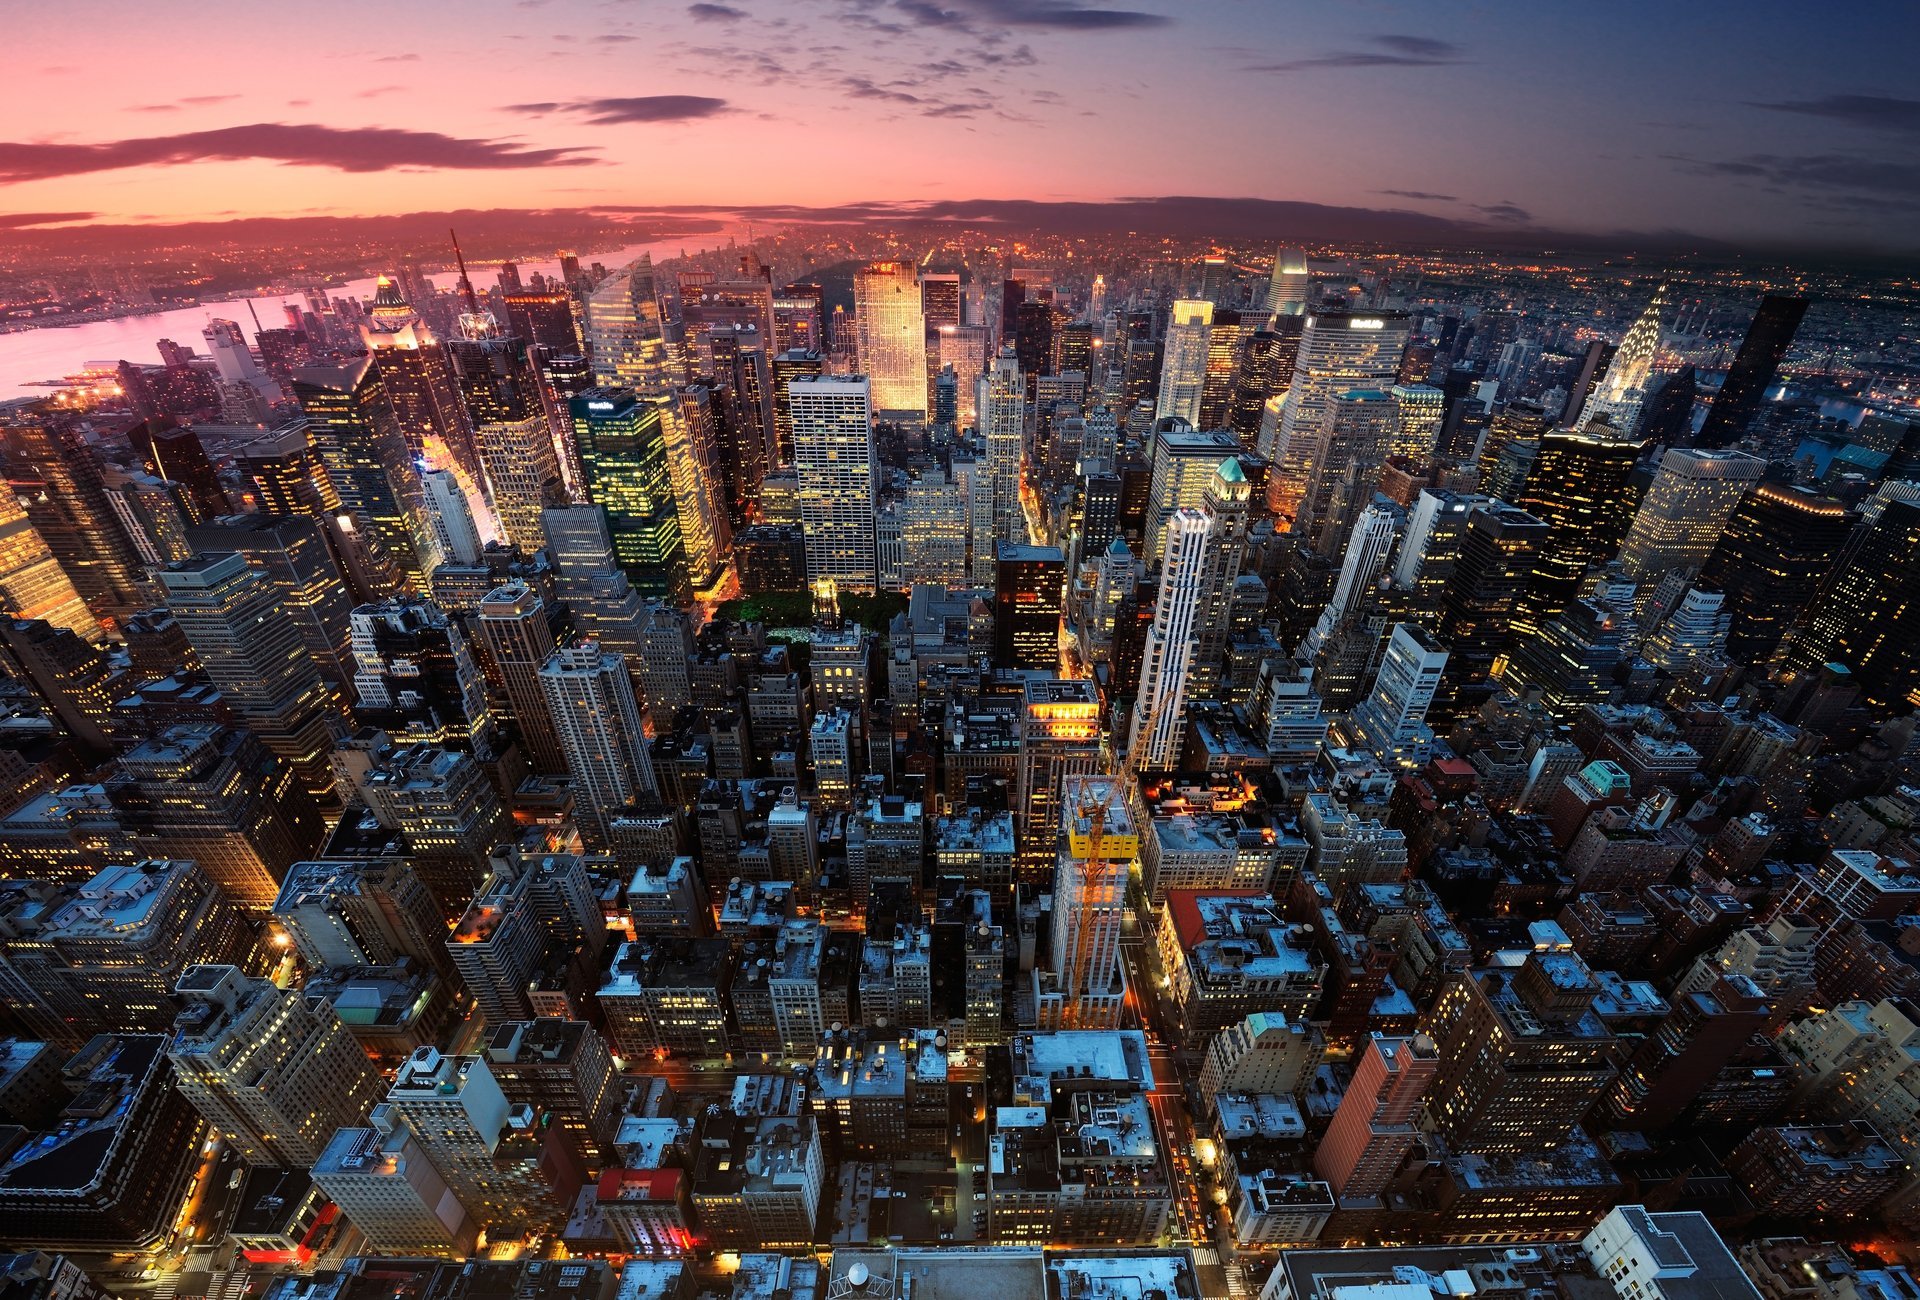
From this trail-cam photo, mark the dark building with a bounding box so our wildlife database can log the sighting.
[1698,483,1852,666]
[1437,504,1550,718]
[1634,366,1698,447]
[503,291,582,355]
[993,544,1065,673]
[1603,973,1772,1132]
[734,524,808,594]
[1694,295,1809,449]
[1514,428,1644,639]
[1786,497,1920,709]
[1726,1121,1905,1224]
[127,419,229,525]
[569,388,688,602]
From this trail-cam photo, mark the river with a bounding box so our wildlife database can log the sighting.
[0,232,736,400]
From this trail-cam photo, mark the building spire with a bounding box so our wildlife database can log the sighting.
[449,227,480,316]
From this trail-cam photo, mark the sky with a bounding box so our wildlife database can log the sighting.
[3,0,1919,253]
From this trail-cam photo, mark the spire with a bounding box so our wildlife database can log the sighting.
[449,228,480,316]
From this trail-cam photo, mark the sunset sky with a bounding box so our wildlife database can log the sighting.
[4,0,1918,251]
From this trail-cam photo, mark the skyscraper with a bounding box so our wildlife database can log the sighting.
[360,280,477,483]
[921,272,962,330]
[1513,428,1645,638]
[1617,447,1767,582]
[0,487,100,641]
[1039,777,1134,1029]
[1153,299,1213,426]
[1786,496,1920,707]
[1270,309,1412,527]
[587,256,671,393]
[168,963,385,1168]
[976,349,1027,579]
[570,388,688,601]
[475,581,571,773]
[1313,1033,1437,1198]
[1298,388,1399,547]
[422,468,483,568]
[993,543,1065,672]
[1436,503,1550,715]
[854,261,929,419]
[539,643,657,846]
[1694,295,1808,449]
[1697,484,1852,665]
[292,357,430,591]
[1574,285,1666,433]
[1,411,149,627]
[1129,507,1210,770]
[159,552,345,799]
[790,375,878,592]
[653,389,731,591]
[1264,247,1310,318]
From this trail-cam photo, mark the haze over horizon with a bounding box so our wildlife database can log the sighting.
[4,0,1919,255]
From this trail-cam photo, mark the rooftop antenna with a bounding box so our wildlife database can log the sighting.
[244,298,265,336]
[449,227,480,316]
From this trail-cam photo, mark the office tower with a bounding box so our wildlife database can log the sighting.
[1617,448,1767,581]
[1641,587,1731,673]
[1695,295,1808,448]
[808,707,855,806]
[934,327,990,424]
[1196,308,1247,431]
[159,552,345,799]
[1265,247,1310,317]
[1436,503,1550,713]
[503,289,581,354]
[975,349,1027,579]
[1422,947,1619,1154]
[128,419,229,525]
[1387,383,1445,460]
[0,488,99,641]
[765,348,823,473]
[240,422,340,521]
[1270,309,1411,526]
[570,388,688,601]
[853,261,929,419]
[1698,484,1852,665]
[423,468,484,568]
[707,336,775,523]
[110,725,324,910]
[1014,298,1056,394]
[1513,428,1645,638]
[654,390,731,590]
[1787,496,1920,707]
[202,318,273,395]
[539,643,657,846]
[1,411,148,626]
[475,581,570,772]
[1154,299,1213,426]
[1128,507,1209,771]
[1191,457,1252,689]
[274,857,453,973]
[588,256,671,392]
[993,544,1065,671]
[292,357,430,590]
[632,599,696,725]
[900,466,968,586]
[0,618,119,750]
[1298,388,1399,546]
[1346,623,1448,766]
[774,281,826,352]
[168,964,385,1168]
[921,271,962,329]
[312,1115,478,1257]
[1038,777,1134,1030]
[790,375,878,591]
[1603,973,1771,1132]
[1727,1122,1905,1224]
[483,1019,620,1172]
[360,745,504,913]
[1575,285,1666,432]
[360,281,478,481]
[348,600,491,748]
[183,513,356,687]
[1017,678,1103,882]
[1230,321,1303,445]
[1634,366,1698,445]
[1314,1033,1438,1198]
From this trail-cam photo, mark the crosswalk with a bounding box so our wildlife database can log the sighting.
[149,1276,179,1300]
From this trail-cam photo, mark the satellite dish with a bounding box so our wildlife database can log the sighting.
[848,1264,870,1288]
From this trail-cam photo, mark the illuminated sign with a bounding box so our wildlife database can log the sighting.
[587,401,615,411]
[1349,318,1386,330]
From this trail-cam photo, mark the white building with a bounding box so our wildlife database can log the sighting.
[791,375,878,592]
[1154,299,1213,426]
[1129,507,1209,771]
[538,642,657,845]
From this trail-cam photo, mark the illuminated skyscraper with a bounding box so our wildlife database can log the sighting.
[853,261,929,419]
[1264,247,1310,318]
[1617,447,1766,581]
[182,513,356,689]
[1694,295,1808,449]
[1697,483,1852,665]
[570,388,688,601]
[1785,496,1920,707]
[502,290,581,354]
[349,599,493,749]
[539,643,657,846]
[423,469,484,569]
[921,272,962,329]
[1154,299,1213,426]
[1575,285,1667,433]
[993,543,1065,671]
[587,256,671,393]
[790,375,878,592]
[0,488,99,641]
[1270,309,1412,527]
[1129,506,1210,771]
[1513,428,1645,638]
[159,552,345,799]
[1387,383,1445,460]
[976,348,1027,578]
[292,357,430,591]
[1436,503,1550,715]
[1298,388,1399,547]
[475,581,571,773]
[653,389,732,590]
[1038,777,1134,1029]
[1017,677,1103,884]
[360,279,477,482]
[1,411,149,627]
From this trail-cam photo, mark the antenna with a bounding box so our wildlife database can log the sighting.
[245,299,265,335]
[449,227,480,315]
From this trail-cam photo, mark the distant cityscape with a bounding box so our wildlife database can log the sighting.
[0,210,1917,1300]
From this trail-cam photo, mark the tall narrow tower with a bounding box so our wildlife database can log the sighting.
[853,261,929,419]
[1153,299,1213,426]
[538,642,657,846]
[1129,507,1210,771]
[791,375,878,592]
[1039,777,1135,1030]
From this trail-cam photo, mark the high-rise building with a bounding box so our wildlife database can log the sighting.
[475,408,564,557]
[292,357,430,590]
[1603,973,1771,1132]
[0,487,100,642]
[483,1018,620,1173]
[1265,247,1310,318]
[158,552,345,799]
[1298,387,1399,546]
[168,963,385,1168]
[1270,309,1411,527]
[1,411,148,627]
[1436,503,1550,716]
[503,289,581,355]
[1575,285,1666,433]
[1037,778,1133,1029]
[183,513,356,688]
[360,281,478,483]
[1694,295,1808,448]
[653,389,731,590]
[1313,1032,1437,1198]
[422,466,484,568]
[570,388,688,601]
[274,857,455,974]
[587,256,671,393]
[1129,507,1210,771]
[993,544,1064,671]
[790,375,877,591]
[360,744,505,916]
[853,261,929,419]
[474,581,570,773]
[1697,484,1852,665]
[1787,496,1920,707]
[539,643,657,846]
[1017,678,1104,883]
[1154,300,1213,426]
[312,1113,479,1257]
[921,272,962,329]
[1513,428,1645,638]
[976,348,1027,579]
[1345,623,1448,767]
[1617,448,1767,581]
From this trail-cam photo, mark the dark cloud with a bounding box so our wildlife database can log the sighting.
[592,33,639,42]
[892,0,1167,31]
[1668,152,1920,200]
[837,76,989,117]
[1248,33,1463,73]
[505,95,730,124]
[375,52,421,62]
[687,2,748,19]
[1378,188,1457,202]
[0,211,96,229]
[1750,94,1920,136]
[129,94,241,113]
[1474,201,1533,223]
[0,123,597,182]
